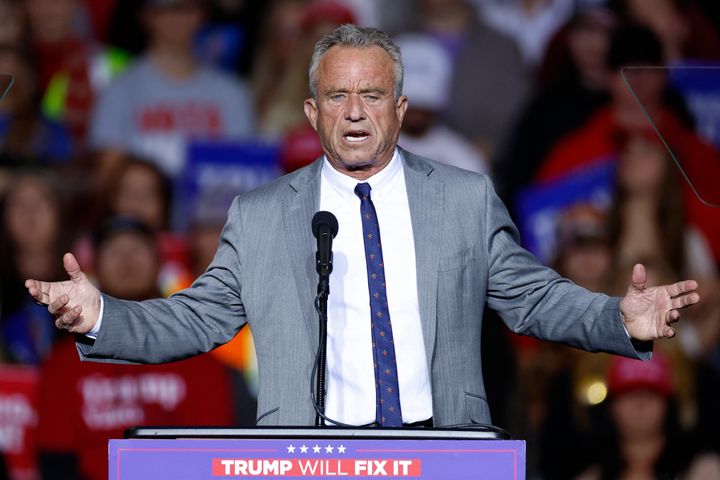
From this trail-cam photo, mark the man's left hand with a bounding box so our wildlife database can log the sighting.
[620,263,700,341]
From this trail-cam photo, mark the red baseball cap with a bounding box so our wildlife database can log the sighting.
[300,1,357,33]
[607,353,674,397]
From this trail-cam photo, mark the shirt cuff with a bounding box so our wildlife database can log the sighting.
[85,295,104,339]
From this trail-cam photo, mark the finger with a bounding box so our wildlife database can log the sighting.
[63,253,84,282]
[667,309,680,323]
[48,294,70,315]
[664,326,676,338]
[666,280,699,298]
[25,279,47,304]
[54,305,81,329]
[670,292,700,310]
[631,263,646,290]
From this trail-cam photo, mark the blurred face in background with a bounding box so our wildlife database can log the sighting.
[568,18,612,89]
[612,389,668,440]
[558,238,611,291]
[0,0,25,45]
[111,163,168,231]
[266,0,304,62]
[144,1,204,50]
[610,67,666,129]
[95,231,159,300]
[24,0,77,44]
[3,176,59,252]
[618,137,668,194]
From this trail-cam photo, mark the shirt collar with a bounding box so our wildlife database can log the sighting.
[321,149,403,204]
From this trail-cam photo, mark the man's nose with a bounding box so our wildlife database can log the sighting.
[344,94,365,121]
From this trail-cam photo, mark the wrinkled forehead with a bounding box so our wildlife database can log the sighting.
[316,45,395,89]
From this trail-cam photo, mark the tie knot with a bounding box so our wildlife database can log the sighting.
[354,182,372,199]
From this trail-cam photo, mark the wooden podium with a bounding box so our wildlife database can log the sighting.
[111,427,525,479]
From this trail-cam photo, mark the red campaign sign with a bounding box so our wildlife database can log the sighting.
[0,366,40,480]
[211,458,421,476]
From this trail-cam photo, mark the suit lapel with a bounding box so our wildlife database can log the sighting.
[401,149,444,372]
[283,159,323,349]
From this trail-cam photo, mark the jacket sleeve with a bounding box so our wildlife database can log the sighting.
[482,176,651,359]
[77,197,248,364]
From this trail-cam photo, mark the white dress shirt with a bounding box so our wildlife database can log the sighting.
[320,150,433,425]
[89,150,434,425]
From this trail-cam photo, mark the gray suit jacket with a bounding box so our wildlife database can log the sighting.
[78,149,649,426]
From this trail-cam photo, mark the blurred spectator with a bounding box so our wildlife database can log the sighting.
[0,0,26,45]
[472,0,575,68]
[495,3,616,210]
[90,0,254,185]
[577,354,720,479]
[92,216,162,300]
[257,0,356,139]
[0,43,73,189]
[25,0,131,147]
[417,0,531,160]
[396,33,488,174]
[535,24,720,263]
[607,133,717,280]
[611,0,720,62]
[250,0,306,123]
[95,156,192,296]
[35,216,234,480]
[554,205,613,292]
[0,171,68,364]
[102,156,172,231]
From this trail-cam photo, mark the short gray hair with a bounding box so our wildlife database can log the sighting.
[308,24,404,100]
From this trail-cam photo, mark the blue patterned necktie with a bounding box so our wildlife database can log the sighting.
[354,182,403,427]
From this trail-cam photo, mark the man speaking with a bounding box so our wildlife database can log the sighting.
[26,25,699,428]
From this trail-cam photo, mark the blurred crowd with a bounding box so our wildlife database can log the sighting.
[1,0,720,478]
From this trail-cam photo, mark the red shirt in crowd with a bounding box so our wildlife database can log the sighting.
[35,337,234,480]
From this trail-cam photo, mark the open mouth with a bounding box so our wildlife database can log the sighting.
[343,130,370,142]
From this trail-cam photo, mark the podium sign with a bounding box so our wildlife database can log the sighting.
[111,428,524,479]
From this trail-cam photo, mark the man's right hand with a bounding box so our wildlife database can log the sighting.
[25,253,101,334]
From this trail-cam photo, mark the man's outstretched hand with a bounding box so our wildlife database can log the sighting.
[25,253,101,334]
[620,263,700,341]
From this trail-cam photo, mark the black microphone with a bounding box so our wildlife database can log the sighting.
[312,211,339,285]
[311,211,338,426]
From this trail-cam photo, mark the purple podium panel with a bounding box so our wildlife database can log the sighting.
[110,434,524,479]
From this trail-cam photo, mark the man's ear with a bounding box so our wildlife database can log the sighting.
[396,95,408,125]
[304,98,318,130]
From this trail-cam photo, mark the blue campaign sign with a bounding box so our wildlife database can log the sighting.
[669,62,720,149]
[515,160,616,265]
[176,140,282,229]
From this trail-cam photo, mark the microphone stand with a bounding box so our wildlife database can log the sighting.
[315,278,329,427]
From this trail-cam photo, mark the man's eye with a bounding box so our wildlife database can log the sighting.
[330,94,346,101]
[365,95,379,102]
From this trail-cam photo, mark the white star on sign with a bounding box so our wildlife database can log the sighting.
[325,445,334,453]
[337,445,346,454]
[286,445,296,453]
[313,444,321,454]
[300,445,308,453]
